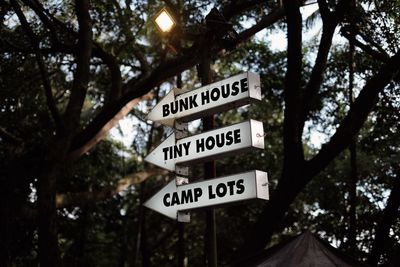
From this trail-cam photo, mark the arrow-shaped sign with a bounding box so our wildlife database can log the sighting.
[144,170,269,220]
[144,120,264,171]
[146,72,261,126]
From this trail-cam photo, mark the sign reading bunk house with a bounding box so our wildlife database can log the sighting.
[144,72,269,221]
[146,72,261,126]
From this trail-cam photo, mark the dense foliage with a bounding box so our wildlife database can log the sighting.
[0,0,399,266]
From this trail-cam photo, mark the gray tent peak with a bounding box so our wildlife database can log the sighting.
[231,230,370,267]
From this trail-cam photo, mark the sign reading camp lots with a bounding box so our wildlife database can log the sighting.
[144,72,269,221]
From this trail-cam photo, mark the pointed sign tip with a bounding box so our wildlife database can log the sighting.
[143,133,176,171]
[145,89,175,124]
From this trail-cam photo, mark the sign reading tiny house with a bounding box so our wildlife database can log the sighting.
[144,120,264,171]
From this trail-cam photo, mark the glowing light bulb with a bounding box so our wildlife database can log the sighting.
[154,9,176,33]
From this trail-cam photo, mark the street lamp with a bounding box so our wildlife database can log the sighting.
[154,8,176,34]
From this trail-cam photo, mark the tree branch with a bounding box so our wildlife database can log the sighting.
[302,0,349,120]
[282,0,304,169]
[23,0,123,103]
[0,126,22,146]
[21,0,60,44]
[341,29,390,63]
[63,0,92,132]
[316,0,330,21]
[239,7,285,41]
[302,21,336,120]
[222,0,267,20]
[67,92,153,160]
[306,51,400,178]
[93,43,123,101]
[56,169,168,209]
[10,0,62,132]
[131,43,151,75]
[355,28,389,57]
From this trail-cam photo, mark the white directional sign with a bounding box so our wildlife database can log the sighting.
[144,170,269,220]
[146,72,261,126]
[144,120,264,171]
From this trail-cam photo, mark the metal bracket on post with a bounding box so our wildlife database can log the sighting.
[176,165,190,176]
[175,176,190,222]
[175,121,190,177]
[175,120,190,222]
[175,120,188,140]
[177,211,190,222]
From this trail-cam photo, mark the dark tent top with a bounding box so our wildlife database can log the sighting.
[231,231,371,267]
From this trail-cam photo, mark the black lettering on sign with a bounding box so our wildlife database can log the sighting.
[162,142,191,160]
[211,87,220,101]
[216,183,227,197]
[163,193,170,207]
[164,188,203,207]
[236,179,245,194]
[207,179,246,199]
[181,189,193,204]
[159,77,251,119]
[173,144,183,159]
[225,131,234,145]
[199,77,249,105]
[234,129,241,144]
[179,98,188,111]
[194,188,202,202]
[162,94,199,118]
[240,78,249,93]
[221,84,230,98]
[163,104,170,117]
[183,142,190,155]
[171,192,180,206]
[196,138,205,153]
[201,90,210,105]
[170,101,178,114]
[189,94,198,109]
[227,181,235,195]
[231,81,239,95]
[206,136,215,150]
[162,147,168,160]
[208,185,216,199]
[195,129,242,153]
[215,133,225,148]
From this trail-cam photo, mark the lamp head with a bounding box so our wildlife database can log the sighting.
[154,8,176,33]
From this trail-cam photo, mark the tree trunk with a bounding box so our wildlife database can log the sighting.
[0,183,12,267]
[37,0,93,265]
[140,183,150,267]
[347,29,358,254]
[37,140,67,267]
[368,177,400,266]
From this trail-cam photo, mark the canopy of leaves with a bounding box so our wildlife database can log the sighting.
[1,0,399,266]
